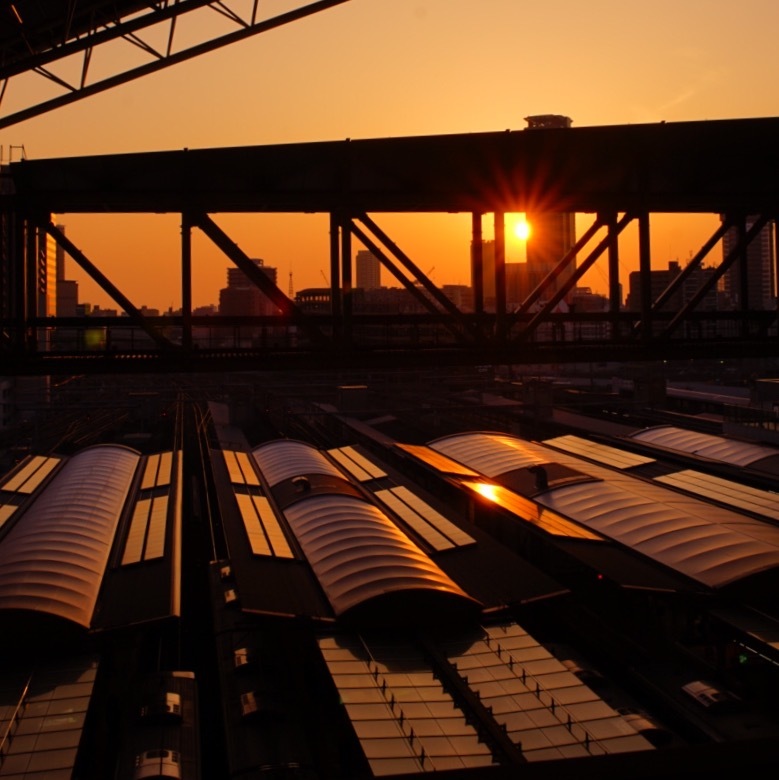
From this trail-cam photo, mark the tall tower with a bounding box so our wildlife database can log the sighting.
[220,258,279,316]
[355,249,381,290]
[722,216,776,311]
[524,115,576,303]
[37,226,58,318]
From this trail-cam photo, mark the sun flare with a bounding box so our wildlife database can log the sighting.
[514,218,531,241]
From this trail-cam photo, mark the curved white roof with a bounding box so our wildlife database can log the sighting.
[0,445,140,628]
[252,439,344,486]
[430,432,546,477]
[431,432,779,590]
[629,426,778,467]
[283,493,476,617]
[538,477,779,588]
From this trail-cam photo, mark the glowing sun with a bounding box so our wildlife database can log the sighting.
[514,218,531,241]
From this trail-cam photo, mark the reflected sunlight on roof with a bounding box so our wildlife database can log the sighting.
[461,480,603,541]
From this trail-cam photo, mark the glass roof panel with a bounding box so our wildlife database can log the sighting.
[141,454,160,491]
[143,495,168,560]
[0,503,18,528]
[544,435,655,469]
[121,498,150,566]
[156,451,173,488]
[223,450,245,485]
[441,622,653,760]
[375,489,454,552]
[319,634,495,774]
[656,470,779,522]
[390,487,475,548]
[2,455,61,494]
[236,493,272,556]
[1,455,46,492]
[339,446,388,479]
[396,444,481,477]
[253,495,294,558]
[235,451,260,486]
[328,447,373,482]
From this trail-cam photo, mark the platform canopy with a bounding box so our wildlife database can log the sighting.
[0,444,140,629]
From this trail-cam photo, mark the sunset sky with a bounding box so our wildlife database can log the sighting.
[3,0,778,311]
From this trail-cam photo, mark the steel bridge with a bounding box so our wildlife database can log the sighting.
[2,117,779,374]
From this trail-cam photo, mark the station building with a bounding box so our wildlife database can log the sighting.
[2,421,779,778]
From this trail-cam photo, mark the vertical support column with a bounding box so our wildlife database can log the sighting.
[606,212,621,339]
[638,212,652,340]
[471,212,484,316]
[329,212,343,346]
[494,211,506,337]
[736,216,749,337]
[774,218,779,314]
[341,214,353,347]
[11,212,25,350]
[25,216,38,351]
[329,212,342,318]
[181,213,193,351]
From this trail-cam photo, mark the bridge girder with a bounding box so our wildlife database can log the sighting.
[2,118,779,374]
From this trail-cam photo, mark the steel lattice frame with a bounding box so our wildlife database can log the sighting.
[0,0,351,128]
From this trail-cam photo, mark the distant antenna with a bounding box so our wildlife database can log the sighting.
[288,271,293,297]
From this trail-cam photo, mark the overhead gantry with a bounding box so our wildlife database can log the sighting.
[0,0,353,129]
[1,117,779,374]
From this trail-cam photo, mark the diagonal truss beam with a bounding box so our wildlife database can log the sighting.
[0,0,352,129]
[353,213,477,338]
[661,214,772,339]
[510,215,606,320]
[629,216,734,337]
[44,221,179,350]
[654,218,733,313]
[348,219,471,345]
[513,212,634,343]
[192,211,328,345]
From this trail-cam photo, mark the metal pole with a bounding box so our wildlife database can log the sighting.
[774,218,779,314]
[737,216,749,324]
[494,211,506,336]
[638,212,652,340]
[607,212,621,339]
[25,217,38,351]
[341,214,352,346]
[12,212,25,349]
[472,212,484,316]
[181,213,192,350]
[329,212,341,318]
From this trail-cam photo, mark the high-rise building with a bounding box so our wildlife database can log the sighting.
[625,260,720,338]
[54,224,79,317]
[219,258,279,316]
[524,115,577,303]
[355,249,381,290]
[721,216,776,310]
[625,261,718,313]
[471,116,577,310]
[30,224,59,319]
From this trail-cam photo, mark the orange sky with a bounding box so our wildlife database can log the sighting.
[2,0,777,310]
